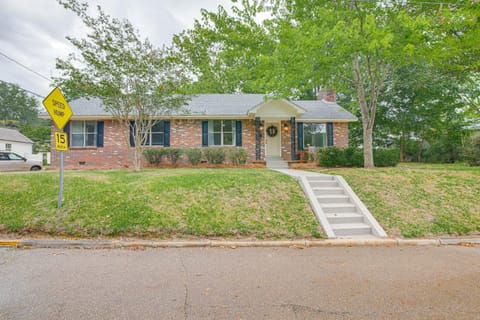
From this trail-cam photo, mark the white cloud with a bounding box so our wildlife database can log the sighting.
[0,0,231,100]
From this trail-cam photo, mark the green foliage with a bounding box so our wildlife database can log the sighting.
[464,135,480,166]
[373,149,400,167]
[20,123,51,152]
[228,147,248,166]
[184,148,203,165]
[203,147,226,164]
[318,147,399,167]
[0,81,39,126]
[165,148,183,164]
[143,149,167,165]
[55,0,190,171]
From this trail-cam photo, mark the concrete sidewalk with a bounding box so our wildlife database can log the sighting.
[1,237,479,249]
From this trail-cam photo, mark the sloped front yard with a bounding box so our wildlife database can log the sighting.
[320,163,480,238]
[0,169,322,239]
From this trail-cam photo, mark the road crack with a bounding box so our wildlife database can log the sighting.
[180,257,189,320]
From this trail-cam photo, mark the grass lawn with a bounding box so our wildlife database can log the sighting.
[319,163,480,238]
[0,169,322,239]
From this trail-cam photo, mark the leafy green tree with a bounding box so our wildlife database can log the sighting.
[0,81,39,127]
[55,0,190,171]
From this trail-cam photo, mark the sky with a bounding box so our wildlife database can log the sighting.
[0,0,232,103]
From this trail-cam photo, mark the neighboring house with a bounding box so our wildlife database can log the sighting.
[45,93,356,169]
[0,127,34,157]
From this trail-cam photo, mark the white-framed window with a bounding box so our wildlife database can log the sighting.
[71,121,97,147]
[5,143,12,151]
[304,123,327,148]
[141,122,165,146]
[208,120,235,146]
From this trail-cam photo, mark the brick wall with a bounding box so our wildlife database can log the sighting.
[51,119,260,169]
[280,120,292,160]
[51,120,132,169]
[333,122,349,148]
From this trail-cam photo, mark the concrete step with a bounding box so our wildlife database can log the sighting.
[307,176,335,181]
[321,203,357,213]
[331,223,372,236]
[313,187,345,195]
[316,194,351,204]
[326,212,364,224]
[309,181,339,188]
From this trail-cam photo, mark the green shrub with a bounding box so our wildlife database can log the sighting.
[165,148,183,164]
[318,147,399,167]
[184,148,203,165]
[464,135,480,166]
[203,147,226,164]
[143,149,167,165]
[344,147,364,167]
[228,148,248,165]
[373,148,400,167]
[318,147,346,167]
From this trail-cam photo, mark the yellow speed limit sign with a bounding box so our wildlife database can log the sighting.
[54,132,69,151]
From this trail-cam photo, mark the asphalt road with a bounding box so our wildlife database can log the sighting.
[0,245,479,319]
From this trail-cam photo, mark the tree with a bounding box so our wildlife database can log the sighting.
[0,81,39,127]
[55,0,190,171]
[175,0,479,168]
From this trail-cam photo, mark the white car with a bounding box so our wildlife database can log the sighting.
[0,152,42,172]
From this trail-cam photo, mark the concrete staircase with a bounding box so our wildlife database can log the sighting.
[266,156,289,169]
[275,170,387,239]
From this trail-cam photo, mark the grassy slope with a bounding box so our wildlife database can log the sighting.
[0,169,322,239]
[321,163,480,238]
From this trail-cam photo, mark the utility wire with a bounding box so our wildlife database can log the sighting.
[0,79,45,98]
[0,50,53,83]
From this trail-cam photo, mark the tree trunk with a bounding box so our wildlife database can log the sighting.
[417,140,423,162]
[353,57,375,169]
[363,125,374,169]
[399,134,405,162]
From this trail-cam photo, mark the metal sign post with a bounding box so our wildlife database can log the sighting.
[58,150,64,208]
[42,87,73,209]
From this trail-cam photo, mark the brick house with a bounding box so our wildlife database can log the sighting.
[47,94,356,169]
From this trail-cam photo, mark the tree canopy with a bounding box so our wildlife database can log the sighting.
[0,81,39,127]
[174,0,479,167]
[55,0,190,170]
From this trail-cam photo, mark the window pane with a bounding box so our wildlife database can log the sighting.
[223,120,233,132]
[72,121,84,134]
[213,133,221,145]
[86,133,96,146]
[304,123,326,148]
[152,122,164,133]
[223,133,233,145]
[85,122,96,133]
[213,120,221,132]
[8,153,23,160]
[71,134,83,147]
[151,133,164,145]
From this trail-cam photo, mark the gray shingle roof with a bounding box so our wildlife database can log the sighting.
[58,94,356,121]
[0,128,34,144]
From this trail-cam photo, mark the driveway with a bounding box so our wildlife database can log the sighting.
[0,246,479,319]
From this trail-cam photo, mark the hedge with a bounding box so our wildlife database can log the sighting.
[318,147,399,167]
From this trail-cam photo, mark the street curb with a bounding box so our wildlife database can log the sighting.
[1,238,478,249]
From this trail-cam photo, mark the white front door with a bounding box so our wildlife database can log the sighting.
[265,122,281,157]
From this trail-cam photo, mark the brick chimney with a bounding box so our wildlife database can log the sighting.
[316,88,336,102]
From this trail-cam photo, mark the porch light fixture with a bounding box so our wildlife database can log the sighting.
[283,122,289,131]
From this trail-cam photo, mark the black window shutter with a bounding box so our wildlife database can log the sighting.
[297,122,304,151]
[327,122,334,147]
[164,121,170,147]
[97,121,104,147]
[235,121,242,147]
[64,121,71,147]
[129,121,135,147]
[202,121,208,147]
